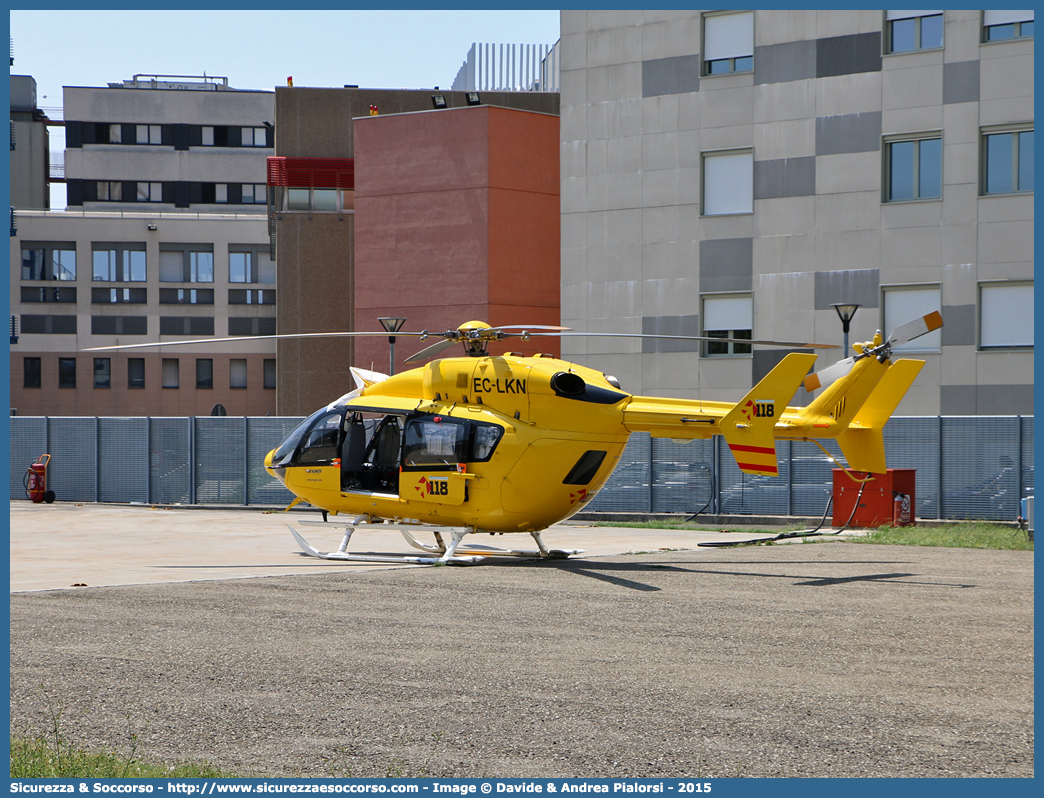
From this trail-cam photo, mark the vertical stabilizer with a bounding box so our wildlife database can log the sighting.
[720,353,817,475]
[836,359,924,473]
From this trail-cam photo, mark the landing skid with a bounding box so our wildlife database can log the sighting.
[288,520,583,565]
[398,529,582,560]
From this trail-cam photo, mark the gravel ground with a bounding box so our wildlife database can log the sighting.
[9,543,1034,778]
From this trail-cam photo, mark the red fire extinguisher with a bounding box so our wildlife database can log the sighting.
[24,454,55,504]
[892,491,911,526]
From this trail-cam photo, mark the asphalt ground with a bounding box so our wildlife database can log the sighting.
[8,503,1035,778]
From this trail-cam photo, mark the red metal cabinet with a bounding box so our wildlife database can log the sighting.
[832,468,916,528]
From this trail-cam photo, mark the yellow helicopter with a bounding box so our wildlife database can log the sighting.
[89,313,941,564]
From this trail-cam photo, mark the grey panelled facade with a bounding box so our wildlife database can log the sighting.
[560,10,1034,414]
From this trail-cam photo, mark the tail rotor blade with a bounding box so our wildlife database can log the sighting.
[804,357,855,393]
[888,310,944,348]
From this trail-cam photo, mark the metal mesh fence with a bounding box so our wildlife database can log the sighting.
[47,418,97,502]
[651,438,714,513]
[194,418,246,504]
[587,434,650,512]
[99,418,149,504]
[150,418,191,505]
[940,417,1023,521]
[7,415,1034,521]
[884,417,941,519]
[9,416,47,501]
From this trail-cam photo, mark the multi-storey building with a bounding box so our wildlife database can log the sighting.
[559,10,1033,415]
[10,74,278,416]
[270,86,560,415]
[10,75,53,210]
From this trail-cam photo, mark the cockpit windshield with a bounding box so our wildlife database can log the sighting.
[270,406,346,467]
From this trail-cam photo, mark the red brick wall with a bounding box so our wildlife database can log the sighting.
[353,105,559,374]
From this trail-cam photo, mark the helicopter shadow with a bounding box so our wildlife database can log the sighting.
[504,556,976,593]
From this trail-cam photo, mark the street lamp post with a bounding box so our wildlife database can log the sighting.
[831,303,861,356]
[377,317,407,375]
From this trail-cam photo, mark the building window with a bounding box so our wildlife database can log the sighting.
[702,150,753,215]
[22,286,77,303]
[24,357,41,389]
[94,358,111,389]
[230,359,248,389]
[20,315,77,334]
[160,317,215,336]
[137,182,163,202]
[128,358,145,389]
[201,126,229,147]
[58,358,76,388]
[21,244,76,281]
[160,246,215,283]
[885,135,942,202]
[228,317,277,336]
[242,184,267,204]
[264,359,276,389]
[230,246,276,283]
[980,283,1033,349]
[703,11,754,75]
[92,244,146,281]
[92,288,147,304]
[229,251,256,283]
[242,127,268,147]
[196,359,214,389]
[886,11,944,53]
[91,316,148,336]
[982,128,1033,195]
[97,181,122,201]
[983,10,1033,41]
[159,288,215,305]
[229,289,275,305]
[282,187,349,213]
[136,124,162,144]
[201,183,228,204]
[162,358,180,389]
[93,123,121,144]
[883,286,942,352]
[702,294,752,356]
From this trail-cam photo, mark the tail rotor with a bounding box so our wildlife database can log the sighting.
[804,311,943,393]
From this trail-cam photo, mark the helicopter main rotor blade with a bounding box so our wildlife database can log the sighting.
[403,337,460,364]
[81,330,432,352]
[887,310,943,347]
[532,332,839,348]
[491,325,572,332]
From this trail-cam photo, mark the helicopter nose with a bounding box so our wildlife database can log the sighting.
[265,449,284,483]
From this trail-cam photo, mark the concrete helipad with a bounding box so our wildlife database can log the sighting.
[9,501,811,592]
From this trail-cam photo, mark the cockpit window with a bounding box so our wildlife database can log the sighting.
[271,407,346,467]
[472,424,502,461]
[402,416,504,467]
[404,417,467,467]
[296,409,344,464]
[271,407,331,466]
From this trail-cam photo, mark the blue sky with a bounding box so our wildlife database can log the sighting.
[10,9,561,106]
[10,8,561,207]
